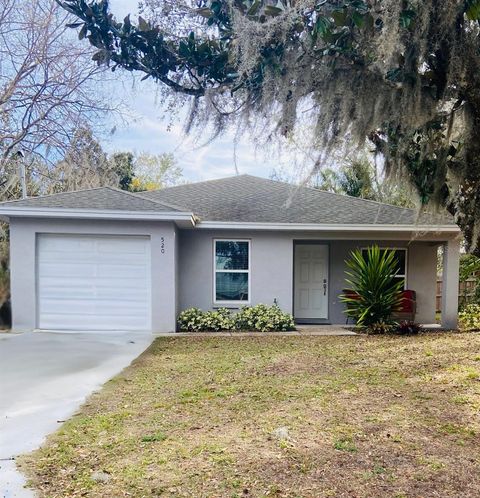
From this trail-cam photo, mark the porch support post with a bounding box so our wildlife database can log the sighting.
[441,238,460,329]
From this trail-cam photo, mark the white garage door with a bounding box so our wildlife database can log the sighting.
[37,234,151,331]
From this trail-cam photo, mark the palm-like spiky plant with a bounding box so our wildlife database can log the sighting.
[341,246,404,327]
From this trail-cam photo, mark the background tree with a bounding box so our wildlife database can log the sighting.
[316,160,378,200]
[459,253,480,305]
[110,152,135,191]
[0,0,116,197]
[44,135,184,193]
[47,126,118,192]
[60,0,480,254]
[130,153,184,191]
[272,158,414,207]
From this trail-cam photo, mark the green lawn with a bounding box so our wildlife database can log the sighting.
[21,333,480,497]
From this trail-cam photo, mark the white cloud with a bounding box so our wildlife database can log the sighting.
[99,3,296,183]
[101,74,289,182]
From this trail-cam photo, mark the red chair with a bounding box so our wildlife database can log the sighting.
[343,289,416,323]
[394,290,417,321]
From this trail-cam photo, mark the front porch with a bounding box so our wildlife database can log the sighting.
[292,238,461,329]
[178,229,461,332]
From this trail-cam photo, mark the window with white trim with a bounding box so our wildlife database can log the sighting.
[361,247,408,289]
[214,240,250,303]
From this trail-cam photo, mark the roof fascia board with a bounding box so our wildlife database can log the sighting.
[0,207,196,225]
[195,221,460,233]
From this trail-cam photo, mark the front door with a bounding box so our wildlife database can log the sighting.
[294,244,329,320]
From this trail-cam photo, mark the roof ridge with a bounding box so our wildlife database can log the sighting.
[245,174,416,212]
[0,186,111,206]
[148,174,246,194]
[104,186,188,212]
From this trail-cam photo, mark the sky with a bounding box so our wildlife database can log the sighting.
[101,0,284,183]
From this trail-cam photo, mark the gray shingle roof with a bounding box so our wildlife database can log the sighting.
[0,175,456,226]
[0,187,181,212]
[142,175,455,225]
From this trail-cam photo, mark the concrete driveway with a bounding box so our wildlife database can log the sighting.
[0,331,154,498]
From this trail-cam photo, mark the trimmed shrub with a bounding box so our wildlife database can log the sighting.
[177,304,295,332]
[459,304,480,331]
[177,307,206,331]
[235,304,295,332]
[201,309,235,331]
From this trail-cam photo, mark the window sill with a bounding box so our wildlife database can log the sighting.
[213,302,250,309]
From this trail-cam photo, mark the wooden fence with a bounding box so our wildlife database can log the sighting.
[436,277,477,312]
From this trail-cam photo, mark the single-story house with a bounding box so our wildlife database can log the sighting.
[0,175,461,333]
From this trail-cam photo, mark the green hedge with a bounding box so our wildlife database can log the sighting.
[459,304,480,331]
[178,304,295,332]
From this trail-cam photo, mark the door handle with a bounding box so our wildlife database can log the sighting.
[323,279,327,295]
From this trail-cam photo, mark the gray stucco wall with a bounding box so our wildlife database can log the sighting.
[178,229,440,324]
[9,217,178,333]
[178,230,293,312]
[9,219,445,333]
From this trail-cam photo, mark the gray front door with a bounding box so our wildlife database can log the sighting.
[294,244,329,320]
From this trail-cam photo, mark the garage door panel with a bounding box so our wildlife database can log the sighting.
[37,234,152,331]
[40,272,149,284]
[96,266,149,278]
[40,279,150,297]
[39,253,96,265]
[42,313,149,330]
[41,301,149,315]
[39,264,98,278]
[97,238,149,253]
[39,252,148,266]
[40,237,95,250]
[40,294,150,308]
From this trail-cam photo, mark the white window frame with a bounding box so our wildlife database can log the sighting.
[361,246,408,289]
[213,239,251,305]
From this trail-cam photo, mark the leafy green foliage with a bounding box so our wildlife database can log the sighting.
[313,159,378,199]
[130,152,183,191]
[459,303,480,331]
[312,158,410,204]
[58,0,235,96]
[234,304,295,332]
[59,0,480,254]
[460,254,480,282]
[177,307,207,332]
[459,254,480,305]
[465,0,480,21]
[177,307,235,332]
[110,152,135,191]
[202,309,236,331]
[341,246,404,326]
[177,304,295,332]
[365,320,395,335]
[379,119,461,206]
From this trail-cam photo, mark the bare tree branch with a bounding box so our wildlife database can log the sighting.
[0,0,120,196]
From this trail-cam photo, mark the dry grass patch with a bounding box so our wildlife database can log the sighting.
[20,333,480,497]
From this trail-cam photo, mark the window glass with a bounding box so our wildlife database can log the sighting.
[391,250,406,275]
[392,276,406,288]
[361,248,407,287]
[215,272,249,301]
[214,240,250,302]
[215,241,249,270]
